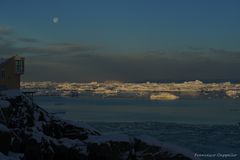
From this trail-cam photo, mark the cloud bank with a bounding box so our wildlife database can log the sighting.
[1,25,240,82]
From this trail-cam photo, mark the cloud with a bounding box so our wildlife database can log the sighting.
[0,25,96,57]
[142,47,240,63]
[1,25,240,82]
[17,37,40,43]
[16,42,96,57]
[0,26,13,35]
[17,40,240,82]
[47,42,96,53]
[23,48,240,82]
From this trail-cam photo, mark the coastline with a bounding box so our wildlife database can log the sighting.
[21,80,240,100]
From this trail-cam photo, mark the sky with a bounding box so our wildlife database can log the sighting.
[0,0,240,82]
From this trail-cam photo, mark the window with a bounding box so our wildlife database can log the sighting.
[16,60,24,74]
[1,70,5,80]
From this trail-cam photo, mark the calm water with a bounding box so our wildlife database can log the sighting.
[35,96,240,124]
[35,96,240,159]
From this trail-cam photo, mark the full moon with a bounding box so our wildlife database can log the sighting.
[52,17,59,23]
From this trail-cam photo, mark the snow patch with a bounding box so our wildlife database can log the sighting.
[0,124,9,133]
[59,138,85,148]
[0,100,10,109]
[0,152,22,160]
[136,135,198,160]
[87,134,130,144]
[63,120,99,133]
[0,90,22,99]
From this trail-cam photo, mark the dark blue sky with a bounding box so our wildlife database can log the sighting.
[1,0,240,82]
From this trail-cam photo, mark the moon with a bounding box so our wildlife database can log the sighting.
[53,17,59,24]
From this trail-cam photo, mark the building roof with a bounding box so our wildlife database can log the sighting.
[0,56,24,66]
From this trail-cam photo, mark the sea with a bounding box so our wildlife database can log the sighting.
[34,96,240,160]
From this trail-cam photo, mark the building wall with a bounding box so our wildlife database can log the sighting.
[0,57,21,89]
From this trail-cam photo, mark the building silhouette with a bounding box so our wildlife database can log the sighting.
[0,56,24,90]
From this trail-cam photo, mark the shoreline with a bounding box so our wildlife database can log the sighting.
[21,80,240,100]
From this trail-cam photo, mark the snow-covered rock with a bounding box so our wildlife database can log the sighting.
[134,135,196,160]
[86,134,196,160]
[0,123,9,132]
[0,90,99,160]
[0,100,10,109]
[0,90,195,160]
[0,152,22,160]
[0,90,22,99]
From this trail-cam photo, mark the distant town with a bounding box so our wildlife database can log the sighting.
[21,80,240,100]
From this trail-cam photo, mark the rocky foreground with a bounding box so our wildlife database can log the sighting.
[0,90,196,160]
